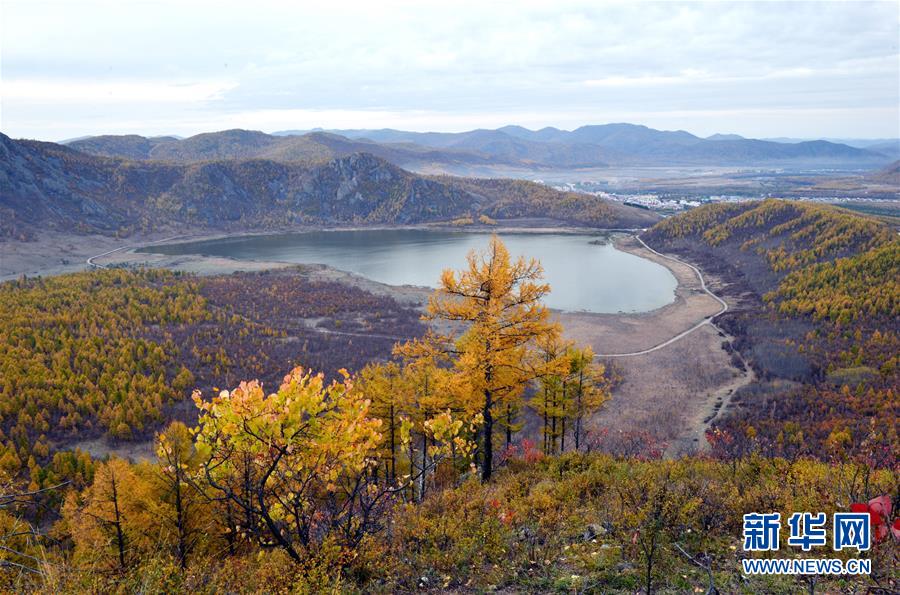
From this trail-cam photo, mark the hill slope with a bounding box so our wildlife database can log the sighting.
[643,200,898,458]
[869,159,900,185]
[68,129,505,169]
[0,133,657,238]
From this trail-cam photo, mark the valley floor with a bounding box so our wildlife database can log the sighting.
[559,235,748,453]
[0,228,747,457]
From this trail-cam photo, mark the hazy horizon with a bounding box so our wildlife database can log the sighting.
[47,124,900,146]
[2,0,898,141]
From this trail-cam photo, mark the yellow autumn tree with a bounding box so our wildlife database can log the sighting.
[402,235,562,481]
[395,335,464,499]
[356,361,406,484]
[61,458,156,571]
[532,334,573,455]
[530,339,609,454]
[191,367,383,562]
[564,345,610,451]
[154,421,211,569]
[359,348,478,501]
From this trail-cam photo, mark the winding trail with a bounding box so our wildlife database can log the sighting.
[304,327,410,342]
[86,235,189,270]
[590,235,750,455]
[594,235,729,358]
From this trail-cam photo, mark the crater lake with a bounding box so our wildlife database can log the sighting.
[140,230,678,313]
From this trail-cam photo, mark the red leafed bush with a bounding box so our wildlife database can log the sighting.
[849,495,897,544]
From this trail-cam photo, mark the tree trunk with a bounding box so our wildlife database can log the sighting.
[575,370,584,450]
[256,487,301,563]
[576,416,582,450]
[408,438,416,501]
[543,403,548,455]
[419,431,428,501]
[110,473,126,570]
[389,402,396,483]
[561,379,568,453]
[224,500,236,555]
[550,407,557,455]
[561,417,566,453]
[174,468,188,569]
[481,389,493,482]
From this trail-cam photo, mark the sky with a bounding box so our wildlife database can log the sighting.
[1,0,898,141]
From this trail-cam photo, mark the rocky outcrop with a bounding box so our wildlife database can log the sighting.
[0,133,658,238]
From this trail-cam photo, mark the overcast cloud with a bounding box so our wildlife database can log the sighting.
[1,0,898,140]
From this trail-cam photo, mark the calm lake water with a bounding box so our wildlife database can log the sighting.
[143,230,677,313]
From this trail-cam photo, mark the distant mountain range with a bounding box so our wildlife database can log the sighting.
[63,123,894,172]
[761,136,900,159]
[762,136,899,148]
[283,123,893,166]
[67,130,502,169]
[0,133,657,239]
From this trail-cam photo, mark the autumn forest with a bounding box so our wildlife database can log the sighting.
[0,199,895,592]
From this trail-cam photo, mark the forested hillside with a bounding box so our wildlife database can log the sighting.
[0,133,658,239]
[0,237,895,593]
[643,200,899,461]
[0,268,425,498]
[68,130,498,169]
[433,176,651,227]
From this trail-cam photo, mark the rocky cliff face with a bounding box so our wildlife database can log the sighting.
[142,153,480,226]
[1,133,657,238]
[1,135,133,234]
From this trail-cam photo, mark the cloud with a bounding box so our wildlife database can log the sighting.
[3,80,237,104]
[1,0,897,139]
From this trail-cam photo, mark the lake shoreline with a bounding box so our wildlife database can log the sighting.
[0,219,646,282]
[134,227,674,314]
[2,224,743,457]
[1,222,727,358]
[135,222,647,252]
[98,226,727,356]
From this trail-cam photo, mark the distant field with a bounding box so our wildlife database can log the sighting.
[832,200,900,223]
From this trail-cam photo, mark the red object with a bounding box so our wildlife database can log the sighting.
[849,496,897,545]
[867,495,892,519]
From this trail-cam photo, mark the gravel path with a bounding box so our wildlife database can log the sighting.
[594,236,728,358]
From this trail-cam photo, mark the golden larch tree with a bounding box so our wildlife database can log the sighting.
[410,235,562,481]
